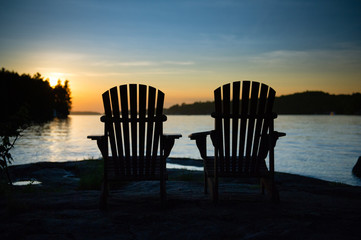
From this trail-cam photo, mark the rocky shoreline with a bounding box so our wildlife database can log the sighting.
[1,159,361,239]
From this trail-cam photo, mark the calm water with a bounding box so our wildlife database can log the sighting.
[11,115,361,186]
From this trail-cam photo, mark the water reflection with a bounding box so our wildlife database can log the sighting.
[9,115,361,186]
[12,180,42,186]
[13,116,103,164]
[275,115,361,186]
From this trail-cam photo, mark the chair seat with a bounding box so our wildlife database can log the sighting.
[203,157,270,178]
[107,174,168,181]
[105,156,167,181]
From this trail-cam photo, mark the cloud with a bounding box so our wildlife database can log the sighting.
[92,61,155,67]
[248,49,361,71]
[92,60,195,67]
[77,72,131,77]
[162,61,194,65]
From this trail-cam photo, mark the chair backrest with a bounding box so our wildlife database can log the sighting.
[102,84,166,176]
[212,81,276,175]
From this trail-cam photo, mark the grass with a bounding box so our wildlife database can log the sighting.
[0,180,11,195]
[77,160,103,190]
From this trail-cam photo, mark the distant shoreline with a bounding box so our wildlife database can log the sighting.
[70,111,101,115]
[164,91,361,115]
[71,91,361,116]
[70,112,361,116]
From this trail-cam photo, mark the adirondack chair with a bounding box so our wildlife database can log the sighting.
[88,84,181,208]
[189,81,285,202]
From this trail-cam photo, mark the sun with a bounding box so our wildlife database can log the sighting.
[46,72,64,87]
[48,76,59,87]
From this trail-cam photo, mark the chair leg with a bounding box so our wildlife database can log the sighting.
[99,181,108,210]
[208,177,214,199]
[270,179,280,202]
[260,178,265,195]
[160,178,166,205]
[204,171,208,194]
[260,177,279,202]
[213,176,218,203]
[208,176,218,203]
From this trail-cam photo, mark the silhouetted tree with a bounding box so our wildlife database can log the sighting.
[53,80,72,118]
[0,68,72,183]
[274,91,361,115]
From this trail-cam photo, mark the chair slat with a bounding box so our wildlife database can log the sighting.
[222,83,230,172]
[214,87,223,172]
[266,87,276,174]
[231,81,240,172]
[109,87,123,175]
[266,87,276,114]
[238,81,250,171]
[245,82,259,172]
[259,87,276,160]
[152,90,165,174]
[263,87,276,133]
[102,91,119,172]
[146,87,156,173]
[251,84,268,172]
[119,85,131,175]
[138,84,147,175]
[130,84,138,174]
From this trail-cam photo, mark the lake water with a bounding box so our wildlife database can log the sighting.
[10,115,361,186]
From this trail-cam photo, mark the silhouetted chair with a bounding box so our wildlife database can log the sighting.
[189,81,285,202]
[88,84,181,208]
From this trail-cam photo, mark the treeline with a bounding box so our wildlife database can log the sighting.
[165,101,214,115]
[164,91,361,115]
[1,68,72,178]
[1,68,72,126]
[274,91,361,115]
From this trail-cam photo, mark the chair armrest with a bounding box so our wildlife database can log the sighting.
[163,133,182,158]
[276,131,286,137]
[270,131,286,148]
[87,135,104,141]
[188,131,212,140]
[163,133,182,139]
[87,135,108,159]
[188,131,213,160]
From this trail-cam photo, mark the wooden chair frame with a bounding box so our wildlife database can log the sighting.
[189,81,285,202]
[88,84,181,208]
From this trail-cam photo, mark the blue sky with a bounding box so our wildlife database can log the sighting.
[1,0,360,111]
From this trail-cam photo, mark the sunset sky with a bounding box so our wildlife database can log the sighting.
[1,0,360,112]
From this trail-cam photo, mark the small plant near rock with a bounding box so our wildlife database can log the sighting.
[0,124,24,185]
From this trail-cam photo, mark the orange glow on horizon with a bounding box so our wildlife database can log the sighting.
[71,82,361,113]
